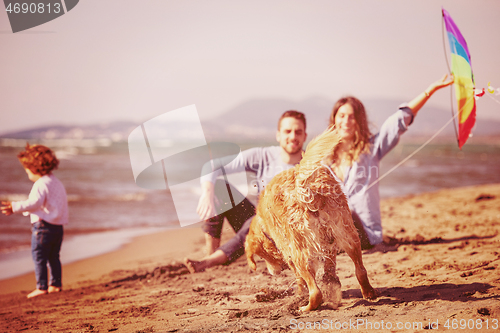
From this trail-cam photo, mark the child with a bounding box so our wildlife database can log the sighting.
[1,144,68,298]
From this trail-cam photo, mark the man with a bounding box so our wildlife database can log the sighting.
[184,110,307,273]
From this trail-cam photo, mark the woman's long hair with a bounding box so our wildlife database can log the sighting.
[329,96,372,164]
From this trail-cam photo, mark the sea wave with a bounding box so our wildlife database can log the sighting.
[0,192,148,202]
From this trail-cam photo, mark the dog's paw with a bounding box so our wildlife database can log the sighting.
[321,302,340,310]
[298,292,322,312]
[362,287,378,300]
[299,304,313,312]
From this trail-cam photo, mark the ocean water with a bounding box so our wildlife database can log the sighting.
[378,142,500,198]
[0,141,499,278]
[0,146,189,253]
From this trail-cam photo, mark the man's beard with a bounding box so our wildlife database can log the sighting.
[282,142,302,155]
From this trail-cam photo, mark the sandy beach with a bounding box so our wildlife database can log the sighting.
[0,184,499,332]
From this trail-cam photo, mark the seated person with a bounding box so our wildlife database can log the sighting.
[184,110,307,272]
[327,74,454,249]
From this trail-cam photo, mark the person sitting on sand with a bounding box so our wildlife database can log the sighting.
[328,74,454,250]
[184,110,307,273]
[1,144,69,298]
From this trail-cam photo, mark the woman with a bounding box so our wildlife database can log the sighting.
[329,74,454,249]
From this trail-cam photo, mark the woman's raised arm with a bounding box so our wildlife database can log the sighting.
[408,74,454,116]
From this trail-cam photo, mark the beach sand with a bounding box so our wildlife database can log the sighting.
[0,184,499,332]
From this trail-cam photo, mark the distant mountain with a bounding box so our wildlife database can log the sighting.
[201,96,332,142]
[1,97,499,146]
[0,122,138,142]
[202,97,500,142]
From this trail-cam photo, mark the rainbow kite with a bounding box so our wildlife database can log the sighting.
[442,8,476,149]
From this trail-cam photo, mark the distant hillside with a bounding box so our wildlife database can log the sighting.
[201,96,332,142]
[1,97,499,146]
[0,122,138,142]
[202,97,500,143]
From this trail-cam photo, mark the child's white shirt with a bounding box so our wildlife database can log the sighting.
[11,174,69,225]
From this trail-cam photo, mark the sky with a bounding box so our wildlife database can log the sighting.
[1,0,499,135]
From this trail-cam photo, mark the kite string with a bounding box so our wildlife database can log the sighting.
[366,114,457,191]
[486,93,500,105]
[366,105,462,192]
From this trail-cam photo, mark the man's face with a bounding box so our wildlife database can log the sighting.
[276,117,307,155]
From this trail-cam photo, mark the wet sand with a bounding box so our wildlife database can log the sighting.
[0,184,499,332]
[0,227,170,281]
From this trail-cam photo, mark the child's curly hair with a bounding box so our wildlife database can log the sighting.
[18,143,59,176]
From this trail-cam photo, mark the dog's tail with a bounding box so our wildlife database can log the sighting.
[296,126,342,187]
[284,126,346,257]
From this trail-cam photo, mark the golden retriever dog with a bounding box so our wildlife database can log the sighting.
[245,127,377,312]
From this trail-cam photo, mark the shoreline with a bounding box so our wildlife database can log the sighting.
[0,226,205,295]
[0,226,173,281]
